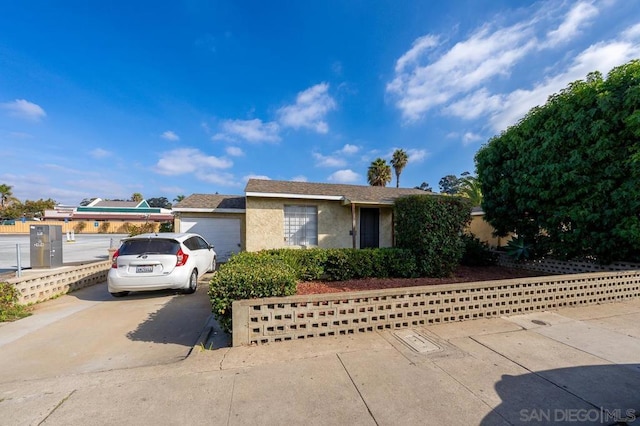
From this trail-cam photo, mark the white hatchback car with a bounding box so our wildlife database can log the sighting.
[107,233,216,297]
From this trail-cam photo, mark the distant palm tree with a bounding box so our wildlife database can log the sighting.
[367,158,392,187]
[390,149,409,188]
[173,195,185,203]
[457,175,483,206]
[0,184,18,208]
[131,192,143,203]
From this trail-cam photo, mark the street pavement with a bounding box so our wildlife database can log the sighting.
[0,234,126,275]
[1,287,639,425]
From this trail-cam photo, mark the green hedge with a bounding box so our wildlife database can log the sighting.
[209,256,297,332]
[394,195,472,277]
[209,247,418,331]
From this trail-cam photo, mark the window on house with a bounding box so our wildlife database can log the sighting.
[284,205,318,246]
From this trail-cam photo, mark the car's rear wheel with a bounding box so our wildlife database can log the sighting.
[110,291,129,298]
[183,269,198,294]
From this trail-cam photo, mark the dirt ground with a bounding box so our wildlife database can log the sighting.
[296,265,549,295]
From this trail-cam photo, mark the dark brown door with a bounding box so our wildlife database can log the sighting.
[360,208,379,248]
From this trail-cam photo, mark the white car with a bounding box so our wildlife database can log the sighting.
[107,233,216,297]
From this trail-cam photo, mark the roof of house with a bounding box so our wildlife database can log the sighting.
[88,199,150,208]
[173,194,246,211]
[245,179,429,205]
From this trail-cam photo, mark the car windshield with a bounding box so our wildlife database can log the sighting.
[118,239,180,256]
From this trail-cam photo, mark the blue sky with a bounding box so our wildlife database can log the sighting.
[1,1,640,205]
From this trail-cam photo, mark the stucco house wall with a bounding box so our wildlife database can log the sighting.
[245,196,398,251]
[246,197,355,251]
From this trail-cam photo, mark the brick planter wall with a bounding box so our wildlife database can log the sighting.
[232,270,640,346]
[7,261,110,304]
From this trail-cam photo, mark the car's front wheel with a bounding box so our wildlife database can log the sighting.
[183,269,198,294]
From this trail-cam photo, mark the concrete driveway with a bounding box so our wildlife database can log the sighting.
[0,273,220,383]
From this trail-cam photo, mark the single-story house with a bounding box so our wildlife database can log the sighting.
[173,179,427,260]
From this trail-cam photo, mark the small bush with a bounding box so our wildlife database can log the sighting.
[379,248,418,278]
[209,256,297,332]
[0,282,30,322]
[124,222,156,236]
[264,248,327,281]
[460,234,498,266]
[74,221,87,233]
[98,222,110,233]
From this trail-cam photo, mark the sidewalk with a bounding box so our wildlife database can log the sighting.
[2,300,640,425]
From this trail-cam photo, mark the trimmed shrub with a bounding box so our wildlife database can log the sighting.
[0,282,30,322]
[394,195,472,277]
[264,248,327,281]
[460,234,498,266]
[379,247,418,278]
[209,256,297,332]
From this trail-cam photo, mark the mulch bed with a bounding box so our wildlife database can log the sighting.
[296,265,550,295]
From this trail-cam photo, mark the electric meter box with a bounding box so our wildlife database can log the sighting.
[30,225,63,268]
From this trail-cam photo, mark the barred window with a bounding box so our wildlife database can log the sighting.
[284,205,318,246]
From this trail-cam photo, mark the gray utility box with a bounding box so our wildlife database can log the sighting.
[30,224,63,268]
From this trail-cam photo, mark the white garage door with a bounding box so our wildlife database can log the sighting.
[180,217,241,262]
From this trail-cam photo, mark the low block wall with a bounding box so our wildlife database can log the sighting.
[6,261,110,304]
[496,252,640,275]
[232,270,640,346]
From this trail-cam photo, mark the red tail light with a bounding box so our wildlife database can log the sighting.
[176,248,189,266]
[111,249,120,269]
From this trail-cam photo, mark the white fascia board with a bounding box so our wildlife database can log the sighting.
[173,208,246,213]
[342,199,394,206]
[246,191,344,201]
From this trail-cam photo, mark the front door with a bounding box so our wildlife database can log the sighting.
[360,208,379,248]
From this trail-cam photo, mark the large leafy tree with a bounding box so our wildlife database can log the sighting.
[147,197,171,208]
[367,158,392,187]
[476,60,640,263]
[390,149,409,188]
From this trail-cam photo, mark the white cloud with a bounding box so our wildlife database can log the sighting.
[197,171,243,187]
[213,119,280,143]
[161,130,180,141]
[545,2,598,47]
[90,148,111,159]
[277,83,336,133]
[328,169,360,183]
[155,148,232,176]
[291,175,308,182]
[338,144,359,155]
[243,174,270,181]
[490,39,640,131]
[313,152,347,168]
[1,99,46,121]
[226,146,244,157]
[462,132,483,146]
[406,148,429,163]
[386,2,607,123]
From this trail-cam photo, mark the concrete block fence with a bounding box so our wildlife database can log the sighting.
[6,261,110,304]
[232,270,640,346]
[496,252,640,274]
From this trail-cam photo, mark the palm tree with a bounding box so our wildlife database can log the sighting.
[131,193,143,203]
[367,158,392,187]
[173,195,185,203]
[457,175,483,206]
[0,184,18,208]
[390,149,409,188]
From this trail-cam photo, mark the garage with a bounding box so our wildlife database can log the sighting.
[179,217,242,262]
[173,194,246,263]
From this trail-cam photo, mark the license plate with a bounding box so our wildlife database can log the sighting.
[136,265,153,273]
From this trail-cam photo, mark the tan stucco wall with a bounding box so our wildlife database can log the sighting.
[467,214,509,248]
[174,212,246,251]
[245,197,395,251]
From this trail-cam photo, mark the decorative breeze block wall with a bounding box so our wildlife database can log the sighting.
[232,270,640,346]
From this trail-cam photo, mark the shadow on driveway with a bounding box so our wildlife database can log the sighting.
[481,364,640,425]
